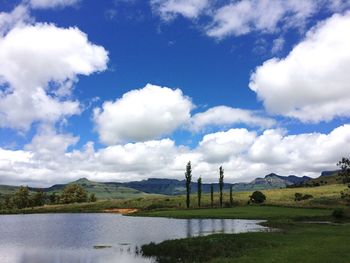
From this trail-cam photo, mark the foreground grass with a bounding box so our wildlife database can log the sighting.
[139,205,350,263]
[140,205,350,263]
[136,205,334,220]
[142,222,350,263]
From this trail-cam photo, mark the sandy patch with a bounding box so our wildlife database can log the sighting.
[104,208,139,214]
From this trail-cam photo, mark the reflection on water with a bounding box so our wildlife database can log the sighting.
[0,213,269,263]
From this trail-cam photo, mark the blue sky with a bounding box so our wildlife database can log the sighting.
[1,0,350,186]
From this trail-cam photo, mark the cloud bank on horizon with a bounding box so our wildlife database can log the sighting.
[0,0,350,186]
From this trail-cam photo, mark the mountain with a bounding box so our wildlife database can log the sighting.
[320,170,341,177]
[295,170,343,187]
[0,173,313,200]
[124,178,234,195]
[122,173,311,195]
[232,173,311,191]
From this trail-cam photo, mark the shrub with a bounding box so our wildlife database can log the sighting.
[332,208,345,219]
[294,193,313,201]
[249,191,266,204]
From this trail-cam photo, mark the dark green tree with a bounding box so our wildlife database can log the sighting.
[337,157,350,184]
[49,192,58,204]
[210,184,214,208]
[197,176,202,208]
[219,166,224,207]
[61,184,87,204]
[14,186,30,209]
[337,157,350,203]
[185,161,192,208]
[89,193,97,202]
[250,191,266,204]
[75,186,88,203]
[32,190,46,207]
[4,194,15,209]
[230,185,233,206]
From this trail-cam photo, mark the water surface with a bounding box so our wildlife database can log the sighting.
[0,213,269,263]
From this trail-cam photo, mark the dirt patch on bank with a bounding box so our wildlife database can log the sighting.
[104,208,139,214]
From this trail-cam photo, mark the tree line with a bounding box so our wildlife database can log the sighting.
[185,161,234,208]
[0,184,97,210]
[185,161,267,208]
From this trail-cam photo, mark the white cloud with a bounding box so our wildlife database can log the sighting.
[249,12,350,122]
[190,106,275,132]
[151,0,350,40]
[0,5,31,35]
[29,0,80,9]
[0,23,108,130]
[248,125,350,172]
[150,0,209,20]
[93,84,193,144]
[198,128,256,163]
[25,126,79,161]
[206,0,318,38]
[271,37,285,54]
[2,125,350,186]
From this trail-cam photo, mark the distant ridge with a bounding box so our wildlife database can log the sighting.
[0,172,325,199]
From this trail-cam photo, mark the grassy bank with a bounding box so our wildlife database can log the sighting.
[136,205,334,220]
[0,183,347,214]
[142,222,350,263]
[138,197,350,263]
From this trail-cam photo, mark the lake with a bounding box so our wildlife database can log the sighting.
[0,213,269,263]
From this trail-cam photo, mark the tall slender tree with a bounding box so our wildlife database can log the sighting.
[230,185,233,207]
[185,161,192,208]
[210,184,214,208]
[219,166,224,207]
[197,176,202,207]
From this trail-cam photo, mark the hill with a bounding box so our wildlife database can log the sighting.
[45,178,152,199]
[0,173,312,200]
[292,170,345,187]
[0,178,152,201]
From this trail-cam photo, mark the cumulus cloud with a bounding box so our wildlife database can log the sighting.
[198,129,256,163]
[0,22,108,130]
[206,0,318,38]
[151,0,350,40]
[2,124,350,186]
[0,5,31,35]
[150,0,209,20]
[248,125,350,172]
[93,84,193,145]
[29,0,81,9]
[25,126,79,161]
[190,106,275,132]
[249,12,350,122]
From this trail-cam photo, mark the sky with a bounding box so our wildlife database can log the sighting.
[0,0,350,186]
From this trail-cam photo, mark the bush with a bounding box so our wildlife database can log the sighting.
[294,193,313,201]
[332,208,345,219]
[249,191,266,204]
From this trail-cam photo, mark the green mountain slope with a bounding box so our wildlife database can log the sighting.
[45,178,153,199]
[0,172,314,200]
[295,171,343,187]
[0,178,153,201]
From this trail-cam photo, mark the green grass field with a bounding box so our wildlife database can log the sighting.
[1,183,347,214]
[137,184,350,263]
[136,206,334,220]
[142,222,350,263]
